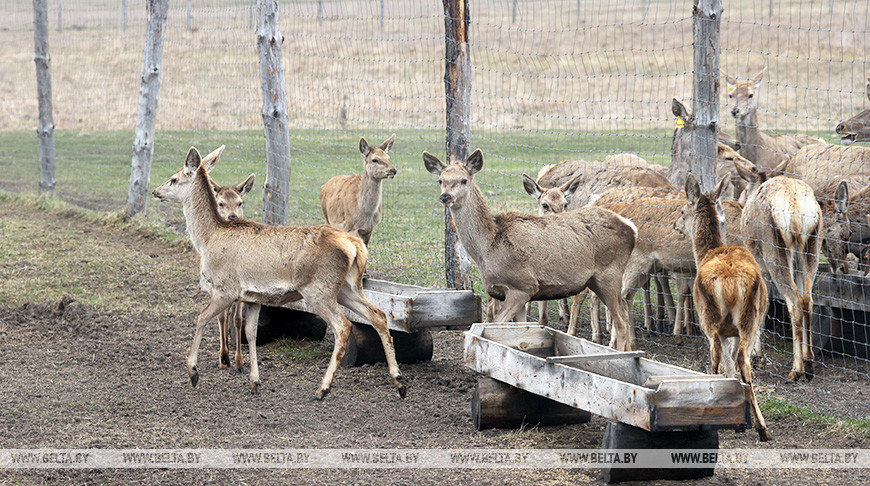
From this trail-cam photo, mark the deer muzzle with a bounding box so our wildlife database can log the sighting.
[439,193,454,206]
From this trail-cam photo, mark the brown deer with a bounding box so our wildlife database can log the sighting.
[725,67,824,171]
[675,173,770,441]
[210,173,255,371]
[835,77,870,144]
[423,149,638,351]
[153,146,407,400]
[320,134,397,245]
[736,163,822,382]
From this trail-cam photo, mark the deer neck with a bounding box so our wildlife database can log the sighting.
[448,183,497,267]
[692,200,724,263]
[358,171,383,218]
[735,108,768,163]
[183,168,223,252]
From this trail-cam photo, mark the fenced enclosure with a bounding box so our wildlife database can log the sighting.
[1,0,869,419]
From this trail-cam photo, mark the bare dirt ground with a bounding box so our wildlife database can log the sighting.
[1,200,869,485]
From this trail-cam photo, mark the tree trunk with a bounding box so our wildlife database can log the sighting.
[32,0,56,197]
[125,0,169,219]
[257,0,291,226]
[443,0,473,290]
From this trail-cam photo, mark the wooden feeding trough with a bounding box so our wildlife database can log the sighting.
[269,278,480,366]
[465,323,752,483]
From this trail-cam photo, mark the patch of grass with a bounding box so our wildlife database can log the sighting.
[761,396,870,437]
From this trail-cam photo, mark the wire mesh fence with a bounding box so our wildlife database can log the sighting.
[1,0,869,418]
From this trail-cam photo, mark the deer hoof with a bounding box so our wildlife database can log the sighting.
[804,360,815,381]
[311,387,330,402]
[219,354,230,368]
[395,375,408,399]
[788,370,800,382]
[757,427,771,442]
[189,367,199,388]
[235,366,244,374]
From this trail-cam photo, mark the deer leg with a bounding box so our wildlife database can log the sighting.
[306,296,352,401]
[242,302,262,393]
[338,285,407,399]
[589,293,602,342]
[567,292,588,337]
[558,298,570,326]
[642,279,652,332]
[591,277,633,351]
[493,290,532,324]
[233,302,245,373]
[188,294,235,388]
[537,301,548,325]
[218,306,231,368]
[737,333,770,441]
[799,232,820,380]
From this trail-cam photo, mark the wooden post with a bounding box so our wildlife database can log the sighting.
[56,0,62,32]
[32,0,56,197]
[443,0,473,290]
[512,0,518,24]
[125,0,169,219]
[257,0,291,226]
[317,0,323,26]
[122,0,128,31]
[187,0,192,30]
[691,0,722,193]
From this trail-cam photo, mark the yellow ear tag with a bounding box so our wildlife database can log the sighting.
[675,117,685,128]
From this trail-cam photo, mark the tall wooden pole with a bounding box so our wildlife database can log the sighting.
[691,0,722,193]
[125,0,169,219]
[257,0,291,226]
[443,0,473,290]
[33,0,56,197]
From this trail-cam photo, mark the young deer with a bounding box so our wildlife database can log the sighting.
[153,146,407,400]
[424,149,638,351]
[736,163,822,382]
[676,173,770,441]
[320,134,397,245]
[211,174,255,371]
[725,67,823,171]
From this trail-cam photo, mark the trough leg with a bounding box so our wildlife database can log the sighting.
[472,376,591,430]
[341,324,434,367]
[600,422,718,483]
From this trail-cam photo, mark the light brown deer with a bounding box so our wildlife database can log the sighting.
[423,149,638,351]
[320,134,397,245]
[737,164,822,382]
[675,173,770,441]
[725,67,824,171]
[153,146,407,400]
[784,143,870,192]
[835,77,870,144]
[210,173,255,371]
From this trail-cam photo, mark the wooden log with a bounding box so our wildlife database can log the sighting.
[341,324,433,367]
[601,422,718,483]
[32,0,56,197]
[472,376,591,430]
[244,306,327,345]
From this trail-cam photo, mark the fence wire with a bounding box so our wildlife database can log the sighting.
[0,0,868,419]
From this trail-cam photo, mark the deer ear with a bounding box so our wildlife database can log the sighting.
[465,149,484,175]
[184,147,201,175]
[423,151,446,175]
[359,137,371,155]
[685,173,701,204]
[237,173,256,197]
[711,173,731,202]
[865,77,870,104]
[380,133,396,152]
[671,97,689,119]
[752,66,767,88]
[836,181,849,214]
[200,145,225,173]
[734,162,757,183]
[561,173,583,198]
[522,173,542,198]
[723,73,737,93]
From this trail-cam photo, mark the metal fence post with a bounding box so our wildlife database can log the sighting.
[125,0,168,219]
[32,0,56,197]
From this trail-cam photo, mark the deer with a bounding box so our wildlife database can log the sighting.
[725,67,824,171]
[210,173,256,371]
[152,146,407,400]
[735,162,822,382]
[835,77,870,144]
[423,149,638,351]
[675,173,771,441]
[319,134,397,245]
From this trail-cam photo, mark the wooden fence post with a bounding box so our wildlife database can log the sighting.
[122,0,128,31]
[257,0,291,226]
[443,0,473,290]
[56,0,62,32]
[691,0,722,193]
[32,0,56,197]
[125,0,169,219]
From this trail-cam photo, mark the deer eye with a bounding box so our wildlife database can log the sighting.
[748,93,753,98]
[542,203,549,210]
[461,179,468,185]
[170,177,177,184]
[219,203,225,207]
[438,179,442,185]
[563,203,568,209]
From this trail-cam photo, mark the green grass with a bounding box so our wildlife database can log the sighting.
[761,396,870,437]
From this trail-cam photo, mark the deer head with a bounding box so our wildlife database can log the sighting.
[423,149,483,209]
[360,133,398,180]
[725,66,767,120]
[153,145,224,203]
[675,173,731,240]
[212,174,256,222]
[522,173,582,215]
[734,158,787,204]
[835,78,870,144]
[820,181,851,275]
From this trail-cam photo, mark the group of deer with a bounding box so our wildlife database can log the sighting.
[153,135,405,402]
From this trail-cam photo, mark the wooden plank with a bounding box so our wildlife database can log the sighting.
[651,378,749,430]
[546,351,645,364]
[477,324,554,352]
[643,375,731,388]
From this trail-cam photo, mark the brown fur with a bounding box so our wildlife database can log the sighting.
[813,181,851,274]
[153,146,407,400]
[785,143,870,192]
[677,173,770,441]
[425,149,638,351]
[725,68,824,171]
[319,134,397,245]
[835,78,870,144]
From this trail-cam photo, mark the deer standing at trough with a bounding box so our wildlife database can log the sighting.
[675,173,770,441]
[320,134,397,245]
[737,164,822,382]
[211,173,256,371]
[423,149,638,351]
[153,146,407,400]
[725,67,824,171]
